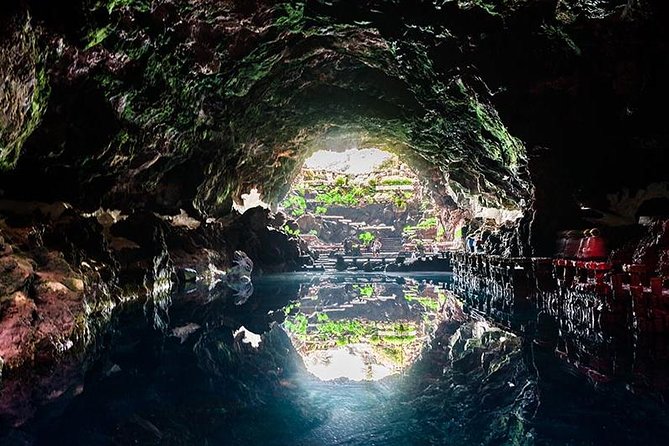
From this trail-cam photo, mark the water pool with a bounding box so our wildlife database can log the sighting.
[3,273,668,445]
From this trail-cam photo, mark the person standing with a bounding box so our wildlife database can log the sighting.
[372,238,382,257]
[416,239,426,258]
[583,228,607,261]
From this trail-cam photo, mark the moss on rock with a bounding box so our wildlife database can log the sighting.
[0,14,50,170]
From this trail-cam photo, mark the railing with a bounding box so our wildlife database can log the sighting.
[450,252,669,337]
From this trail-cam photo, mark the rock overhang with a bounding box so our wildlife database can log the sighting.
[1,0,665,231]
[0,0,531,219]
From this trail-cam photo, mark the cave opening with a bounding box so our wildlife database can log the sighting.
[278,146,453,267]
[1,1,669,444]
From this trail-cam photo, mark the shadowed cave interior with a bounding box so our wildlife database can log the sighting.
[1,1,669,445]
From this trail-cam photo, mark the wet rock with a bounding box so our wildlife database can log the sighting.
[0,256,33,298]
[170,323,201,344]
[0,235,12,256]
[269,211,287,229]
[0,292,36,370]
[0,0,664,262]
[0,0,541,219]
[110,211,174,290]
[296,213,319,234]
[176,268,197,283]
[221,207,304,273]
[41,211,111,266]
[0,0,666,433]
[633,219,669,275]
[226,251,254,305]
[0,13,47,170]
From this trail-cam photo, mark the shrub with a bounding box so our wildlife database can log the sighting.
[402,225,417,239]
[316,190,360,207]
[354,284,374,298]
[416,217,437,229]
[358,231,375,246]
[284,313,308,337]
[381,177,413,186]
[282,224,300,237]
[281,194,307,217]
[316,318,373,345]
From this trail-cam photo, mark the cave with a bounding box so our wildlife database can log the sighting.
[1,1,669,444]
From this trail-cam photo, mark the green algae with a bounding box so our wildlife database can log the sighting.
[1,0,532,214]
[0,19,50,171]
[85,26,112,49]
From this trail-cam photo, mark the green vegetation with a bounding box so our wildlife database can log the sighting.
[375,334,417,344]
[358,231,375,246]
[417,217,438,229]
[405,292,440,311]
[284,313,308,338]
[85,26,111,50]
[279,153,425,217]
[283,309,424,351]
[282,224,301,237]
[315,184,370,207]
[280,294,445,368]
[354,284,374,299]
[376,345,405,365]
[371,322,417,345]
[312,314,374,345]
[106,0,151,14]
[403,217,439,238]
[274,2,306,31]
[283,301,301,316]
[281,194,307,217]
[391,190,413,209]
[405,287,448,312]
[376,156,403,172]
[2,0,529,217]
[380,177,413,186]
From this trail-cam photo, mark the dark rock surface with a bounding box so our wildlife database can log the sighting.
[0,1,665,254]
[0,0,668,434]
[0,203,302,426]
[0,1,518,215]
[0,1,667,250]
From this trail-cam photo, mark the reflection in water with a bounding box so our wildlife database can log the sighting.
[281,275,447,380]
[3,273,669,445]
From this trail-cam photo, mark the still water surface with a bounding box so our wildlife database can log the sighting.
[5,273,669,445]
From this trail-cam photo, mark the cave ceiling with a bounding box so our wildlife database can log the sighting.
[0,0,666,219]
